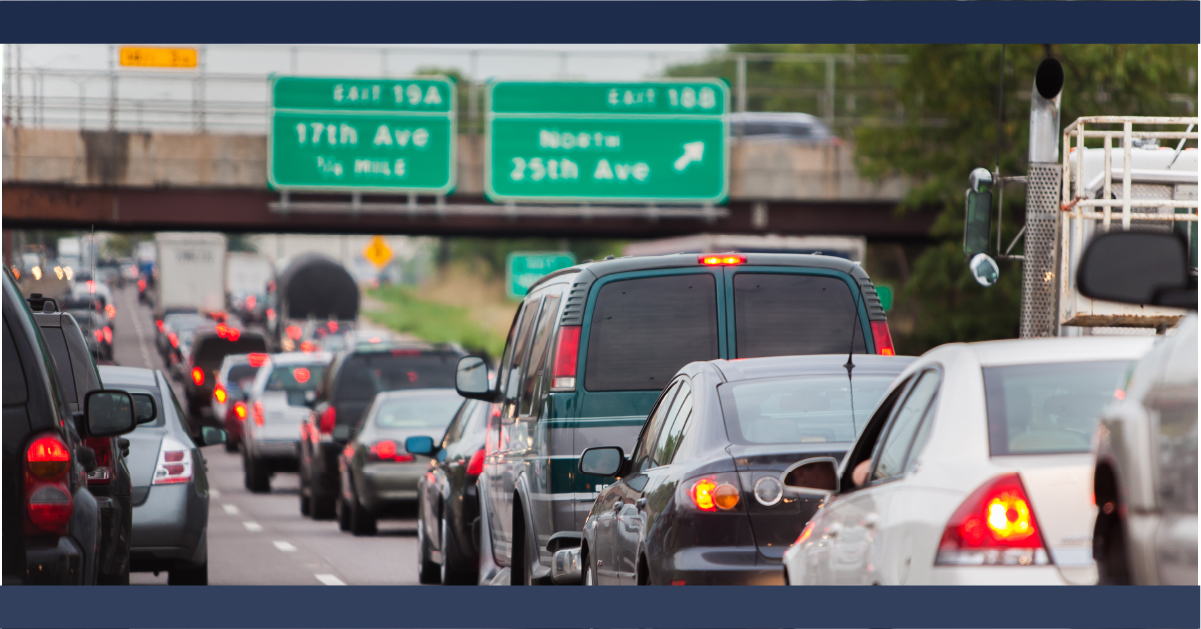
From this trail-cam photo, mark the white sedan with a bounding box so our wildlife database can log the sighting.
[782,336,1153,586]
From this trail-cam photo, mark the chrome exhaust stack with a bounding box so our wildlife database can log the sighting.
[1029,58,1064,164]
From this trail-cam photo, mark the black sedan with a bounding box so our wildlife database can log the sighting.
[408,399,493,585]
[577,354,912,586]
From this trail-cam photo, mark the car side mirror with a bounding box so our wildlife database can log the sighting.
[405,435,436,456]
[84,390,137,437]
[970,253,1000,288]
[455,356,493,400]
[200,426,227,447]
[578,446,627,479]
[132,393,157,424]
[783,457,840,498]
[1077,231,1197,310]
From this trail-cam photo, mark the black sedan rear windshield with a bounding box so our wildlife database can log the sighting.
[984,360,1132,456]
[336,351,459,401]
[194,336,268,368]
[718,375,896,444]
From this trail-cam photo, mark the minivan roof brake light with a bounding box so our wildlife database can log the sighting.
[699,254,747,266]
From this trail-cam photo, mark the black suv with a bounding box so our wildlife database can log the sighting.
[3,272,138,584]
[183,324,268,427]
[29,294,137,584]
[299,342,465,519]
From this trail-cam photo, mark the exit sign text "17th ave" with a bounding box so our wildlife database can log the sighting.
[268,76,457,194]
[485,80,729,204]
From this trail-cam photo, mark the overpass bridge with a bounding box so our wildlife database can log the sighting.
[3,45,931,239]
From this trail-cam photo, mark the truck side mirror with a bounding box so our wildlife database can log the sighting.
[455,356,494,400]
[964,168,993,258]
[1077,231,1196,310]
[132,393,157,424]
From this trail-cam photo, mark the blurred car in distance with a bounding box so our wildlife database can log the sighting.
[242,352,332,493]
[730,112,840,145]
[212,353,270,452]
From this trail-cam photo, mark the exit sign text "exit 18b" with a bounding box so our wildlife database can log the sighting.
[485,81,729,204]
[268,76,457,194]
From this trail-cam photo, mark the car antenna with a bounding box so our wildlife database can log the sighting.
[89,224,96,359]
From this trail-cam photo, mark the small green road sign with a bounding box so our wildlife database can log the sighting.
[485,80,728,204]
[876,285,893,312]
[268,76,456,194]
[507,252,577,299]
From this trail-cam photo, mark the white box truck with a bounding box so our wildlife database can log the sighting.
[154,233,227,316]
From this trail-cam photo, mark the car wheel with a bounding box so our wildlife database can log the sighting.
[1097,514,1132,585]
[299,468,312,516]
[349,486,377,537]
[167,560,208,585]
[416,518,441,584]
[223,437,238,454]
[336,494,352,532]
[311,487,336,520]
[246,453,271,494]
[441,514,476,585]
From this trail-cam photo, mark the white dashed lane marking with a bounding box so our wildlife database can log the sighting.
[273,541,297,552]
[243,521,263,532]
[315,574,346,586]
[222,503,239,515]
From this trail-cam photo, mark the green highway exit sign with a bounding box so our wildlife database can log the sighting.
[507,252,577,299]
[485,81,729,204]
[268,76,456,194]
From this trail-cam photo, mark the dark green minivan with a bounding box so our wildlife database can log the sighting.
[453,252,894,585]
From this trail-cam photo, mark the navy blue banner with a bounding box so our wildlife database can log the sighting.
[0,1,1198,44]
[1,585,1198,628]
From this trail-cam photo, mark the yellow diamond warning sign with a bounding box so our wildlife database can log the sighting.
[363,236,393,268]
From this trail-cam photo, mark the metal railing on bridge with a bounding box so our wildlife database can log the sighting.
[3,44,912,135]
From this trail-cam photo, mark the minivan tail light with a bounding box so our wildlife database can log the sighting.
[234,402,247,420]
[214,383,227,404]
[253,401,265,427]
[871,321,895,356]
[551,326,581,391]
[699,254,746,266]
[936,473,1049,566]
[153,437,193,485]
[248,353,269,367]
[466,448,486,476]
[319,407,336,434]
[85,437,113,486]
[191,367,205,386]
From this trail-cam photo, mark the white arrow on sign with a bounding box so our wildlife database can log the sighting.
[673,141,705,171]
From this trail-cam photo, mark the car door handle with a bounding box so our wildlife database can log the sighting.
[613,502,622,514]
[635,498,647,510]
[863,513,879,529]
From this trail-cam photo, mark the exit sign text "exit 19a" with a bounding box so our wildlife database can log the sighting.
[268,76,456,194]
[485,80,729,204]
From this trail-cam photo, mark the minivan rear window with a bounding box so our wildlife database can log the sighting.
[585,274,719,392]
[733,273,866,358]
[337,352,459,401]
[984,360,1132,456]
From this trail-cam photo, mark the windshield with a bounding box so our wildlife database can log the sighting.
[371,391,464,430]
[983,360,1132,456]
[267,363,326,391]
[718,375,897,444]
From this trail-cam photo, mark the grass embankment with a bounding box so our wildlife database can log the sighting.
[364,264,516,358]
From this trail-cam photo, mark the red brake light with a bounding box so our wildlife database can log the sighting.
[27,485,73,534]
[690,477,719,511]
[795,520,816,546]
[169,332,179,348]
[234,402,247,420]
[328,321,338,332]
[227,327,241,341]
[286,325,302,340]
[156,319,164,332]
[246,295,256,309]
[319,407,336,434]
[103,326,113,344]
[191,367,205,386]
[266,308,275,319]
[105,304,116,318]
[214,383,227,404]
[293,367,311,383]
[85,437,113,486]
[466,448,486,476]
[369,440,415,463]
[369,337,381,343]
[253,401,265,427]
[937,473,1049,566]
[551,325,581,390]
[301,341,315,353]
[94,329,104,343]
[248,352,268,367]
[216,323,228,338]
[138,278,146,291]
[699,254,746,266]
[870,320,895,356]
[27,436,71,480]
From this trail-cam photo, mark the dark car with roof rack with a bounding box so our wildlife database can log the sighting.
[298,340,466,519]
[451,251,895,585]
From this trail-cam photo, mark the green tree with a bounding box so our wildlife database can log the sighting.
[855,44,1196,352]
